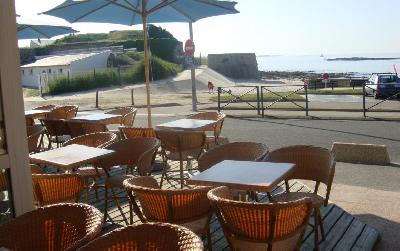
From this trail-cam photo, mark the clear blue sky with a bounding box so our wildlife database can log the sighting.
[15,0,400,56]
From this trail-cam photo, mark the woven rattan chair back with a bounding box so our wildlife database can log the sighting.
[208,186,312,251]
[27,125,45,153]
[0,203,103,251]
[119,126,157,139]
[124,176,212,223]
[198,142,269,172]
[63,132,118,148]
[101,138,160,176]
[188,112,226,135]
[79,222,203,251]
[26,105,57,126]
[47,105,78,119]
[32,173,84,206]
[156,129,206,154]
[0,169,8,192]
[267,145,336,201]
[66,120,108,138]
[41,118,70,136]
[106,107,137,126]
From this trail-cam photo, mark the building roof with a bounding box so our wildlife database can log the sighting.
[21,52,100,68]
[30,39,55,48]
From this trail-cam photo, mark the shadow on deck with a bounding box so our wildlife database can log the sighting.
[49,160,379,251]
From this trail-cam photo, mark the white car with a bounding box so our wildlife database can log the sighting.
[365,73,400,99]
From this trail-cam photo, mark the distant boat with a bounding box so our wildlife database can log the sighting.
[320,53,324,58]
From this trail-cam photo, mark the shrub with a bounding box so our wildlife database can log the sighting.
[47,56,182,95]
[121,56,182,83]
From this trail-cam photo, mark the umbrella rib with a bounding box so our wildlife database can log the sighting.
[194,0,239,13]
[105,0,142,15]
[42,0,88,14]
[120,0,141,25]
[148,0,179,14]
[167,4,195,22]
[71,1,114,23]
[21,24,52,39]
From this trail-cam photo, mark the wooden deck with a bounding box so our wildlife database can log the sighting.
[47,159,379,251]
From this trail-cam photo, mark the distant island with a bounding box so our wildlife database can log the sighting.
[326,57,400,61]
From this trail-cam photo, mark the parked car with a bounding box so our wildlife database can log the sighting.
[365,73,400,99]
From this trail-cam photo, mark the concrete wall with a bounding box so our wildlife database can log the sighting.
[21,66,69,88]
[70,51,111,74]
[208,53,259,79]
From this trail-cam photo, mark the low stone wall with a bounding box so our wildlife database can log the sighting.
[332,142,391,165]
[208,53,259,79]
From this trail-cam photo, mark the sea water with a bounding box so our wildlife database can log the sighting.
[257,53,400,76]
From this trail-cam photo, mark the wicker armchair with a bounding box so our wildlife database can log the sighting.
[79,222,203,251]
[187,112,226,148]
[27,125,45,153]
[208,186,312,251]
[106,107,137,126]
[0,203,103,251]
[40,118,71,148]
[25,104,57,126]
[32,173,84,207]
[48,105,79,119]
[119,126,157,139]
[156,129,206,189]
[66,120,108,138]
[63,132,118,201]
[198,142,269,172]
[266,145,336,249]
[98,138,161,223]
[124,176,213,250]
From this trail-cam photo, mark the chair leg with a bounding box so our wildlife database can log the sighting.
[317,209,326,241]
[179,159,184,189]
[206,225,213,251]
[313,209,320,250]
[103,186,109,223]
[110,188,129,224]
[160,158,168,188]
[129,201,133,225]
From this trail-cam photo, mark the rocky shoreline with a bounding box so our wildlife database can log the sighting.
[259,70,355,80]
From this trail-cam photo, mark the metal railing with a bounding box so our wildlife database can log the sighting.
[217,83,400,118]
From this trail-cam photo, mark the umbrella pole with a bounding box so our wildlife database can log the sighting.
[142,14,152,128]
[189,22,198,112]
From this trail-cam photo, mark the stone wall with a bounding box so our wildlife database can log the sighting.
[208,53,259,79]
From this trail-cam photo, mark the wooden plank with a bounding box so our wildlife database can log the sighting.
[333,219,365,251]
[43,159,380,251]
[302,205,340,250]
[350,226,379,251]
[319,212,354,250]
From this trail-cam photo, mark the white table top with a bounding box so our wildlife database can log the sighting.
[156,118,216,130]
[71,113,121,123]
[187,160,295,192]
[29,144,114,170]
[25,109,50,116]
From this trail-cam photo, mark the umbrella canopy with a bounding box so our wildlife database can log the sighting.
[44,0,239,127]
[17,15,77,39]
[17,24,77,39]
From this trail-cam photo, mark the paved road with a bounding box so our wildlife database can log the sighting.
[138,115,400,163]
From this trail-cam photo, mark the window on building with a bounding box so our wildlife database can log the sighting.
[21,70,24,75]
[29,69,33,75]
[48,69,51,74]
[59,68,63,73]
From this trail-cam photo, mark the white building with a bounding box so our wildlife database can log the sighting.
[29,39,55,48]
[20,51,111,89]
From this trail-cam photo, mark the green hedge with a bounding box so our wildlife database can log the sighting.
[47,56,182,95]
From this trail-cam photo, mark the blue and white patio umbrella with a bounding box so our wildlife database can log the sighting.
[17,24,77,39]
[43,0,239,127]
[17,15,77,39]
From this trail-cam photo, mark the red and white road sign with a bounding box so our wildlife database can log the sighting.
[184,39,195,57]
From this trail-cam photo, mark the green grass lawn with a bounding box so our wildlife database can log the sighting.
[302,87,364,95]
[23,88,40,97]
[210,92,305,102]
